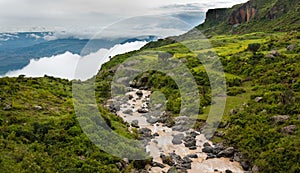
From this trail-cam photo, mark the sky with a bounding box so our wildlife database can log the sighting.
[0,0,248,34]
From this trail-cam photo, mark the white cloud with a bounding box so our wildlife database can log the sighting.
[0,0,248,33]
[4,41,148,80]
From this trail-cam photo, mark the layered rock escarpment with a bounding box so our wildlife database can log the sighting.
[228,1,257,25]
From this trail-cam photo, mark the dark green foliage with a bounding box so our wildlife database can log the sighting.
[247,43,261,54]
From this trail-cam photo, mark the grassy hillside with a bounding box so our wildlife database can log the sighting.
[94,31,300,172]
[1,30,299,172]
[0,76,143,172]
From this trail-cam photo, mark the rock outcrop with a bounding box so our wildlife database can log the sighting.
[228,1,257,25]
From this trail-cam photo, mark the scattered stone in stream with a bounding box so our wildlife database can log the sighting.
[151,162,165,168]
[203,142,211,147]
[183,135,196,148]
[187,154,198,158]
[138,108,149,113]
[160,154,175,166]
[136,90,143,97]
[206,153,217,159]
[202,146,214,153]
[241,160,251,171]
[172,134,184,145]
[138,128,153,138]
[217,147,235,157]
[109,103,120,113]
[131,120,139,128]
[153,133,159,137]
[128,94,134,100]
[146,117,159,124]
[167,167,187,173]
[122,109,133,115]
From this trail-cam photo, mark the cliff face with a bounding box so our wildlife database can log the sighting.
[196,0,300,34]
[204,8,228,25]
[228,1,257,25]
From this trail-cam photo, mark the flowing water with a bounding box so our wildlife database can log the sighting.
[112,89,244,173]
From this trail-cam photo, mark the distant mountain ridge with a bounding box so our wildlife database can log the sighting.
[196,0,300,35]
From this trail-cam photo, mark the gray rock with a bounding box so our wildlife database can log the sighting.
[33,105,43,110]
[254,97,263,102]
[287,44,296,51]
[252,165,259,172]
[131,120,139,128]
[136,90,143,97]
[203,142,211,147]
[152,162,165,168]
[217,147,235,157]
[138,128,152,138]
[230,109,237,115]
[281,125,297,134]
[160,154,175,166]
[181,163,191,169]
[123,109,133,115]
[172,134,184,145]
[202,146,214,153]
[138,108,149,113]
[146,117,159,124]
[241,161,251,171]
[187,154,198,158]
[271,115,289,124]
[182,157,193,163]
[270,50,280,57]
[183,136,196,148]
[3,104,12,110]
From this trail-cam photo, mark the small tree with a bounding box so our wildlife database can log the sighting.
[248,43,261,54]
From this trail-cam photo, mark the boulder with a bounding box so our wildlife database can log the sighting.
[181,163,191,169]
[271,115,289,124]
[202,146,214,153]
[281,125,297,134]
[270,50,280,57]
[203,142,211,147]
[123,109,133,115]
[182,157,193,163]
[138,128,152,138]
[138,108,149,113]
[252,165,259,172]
[206,153,216,159]
[183,136,196,148]
[33,105,43,110]
[172,137,183,145]
[136,90,143,97]
[128,94,134,100]
[217,147,235,157]
[241,160,251,171]
[131,120,139,128]
[230,109,237,115]
[146,117,159,124]
[287,44,296,51]
[187,154,198,158]
[254,97,263,102]
[151,162,165,168]
[160,154,175,166]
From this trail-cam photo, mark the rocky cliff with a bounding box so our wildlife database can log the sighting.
[228,1,257,25]
[196,0,300,34]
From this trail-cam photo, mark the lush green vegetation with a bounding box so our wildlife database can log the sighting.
[1,1,300,169]
[0,75,143,172]
[1,30,299,172]
[95,30,300,172]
